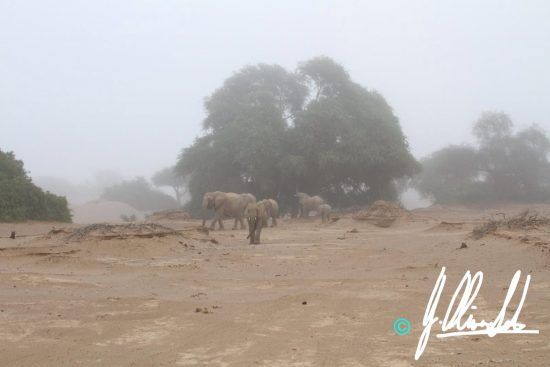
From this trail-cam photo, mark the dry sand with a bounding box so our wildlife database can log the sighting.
[0,206,549,366]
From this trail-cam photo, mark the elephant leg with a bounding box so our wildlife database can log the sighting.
[239,217,246,230]
[254,226,262,244]
[232,217,239,230]
[272,216,277,227]
[211,209,224,230]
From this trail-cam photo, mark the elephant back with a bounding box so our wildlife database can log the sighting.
[320,204,331,213]
[223,192,248,215]
[267,199,279,216]
[241,193,257,204]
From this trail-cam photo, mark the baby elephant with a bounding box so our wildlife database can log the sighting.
[319,204,332,223]
[259,199,279,227]
[245,202,266,244]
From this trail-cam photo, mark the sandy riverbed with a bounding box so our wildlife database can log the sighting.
[0,205,549,366]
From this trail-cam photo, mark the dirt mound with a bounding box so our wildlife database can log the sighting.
[146,209,191,221]
[65,223,181,242]
[352,200,408,227]
[471,210,550,239]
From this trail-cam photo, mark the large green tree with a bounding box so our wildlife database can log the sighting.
[290,57,419,207]
[177,57,418,214]
[0,149,71,222]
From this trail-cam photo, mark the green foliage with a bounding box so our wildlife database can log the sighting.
[0,150,71,222]
[177,57,419,214]
[102,177,177,212]
[415,112,550,204]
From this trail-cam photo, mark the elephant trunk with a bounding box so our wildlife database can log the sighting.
[247,218,255,239]
[247,216,258,240]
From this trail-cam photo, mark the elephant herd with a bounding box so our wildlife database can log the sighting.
[201,191,332,244]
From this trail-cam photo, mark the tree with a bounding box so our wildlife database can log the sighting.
[414,145,484,204]
[414,112,550,204]
[473,111,513,146]
[177,63,308,214]
[0,149,71,222]
[101,177,177,212]
[152,166,187,207]
[290,57,419,206]
[177,57,419,214]
[474,113,550,201]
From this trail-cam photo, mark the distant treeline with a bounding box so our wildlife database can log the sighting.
[414,112,550,204]
[177,56,419,214]
[101,177,177,212]
[0,149,71,222]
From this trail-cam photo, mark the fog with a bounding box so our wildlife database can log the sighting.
[2,0,550,190]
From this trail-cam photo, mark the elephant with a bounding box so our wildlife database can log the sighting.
[201,191,257,230]
[245,201,267,244]
[241,193,257,208]
[259,199,279,227]
[319,204,332,223]
[295,192,325,218]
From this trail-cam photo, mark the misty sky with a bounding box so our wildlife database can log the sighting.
[2,0,549,184]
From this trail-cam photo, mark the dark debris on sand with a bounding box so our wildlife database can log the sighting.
[65,223,181,242]
[471,210,550,240]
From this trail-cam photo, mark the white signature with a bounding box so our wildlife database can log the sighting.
[415,267,539,360]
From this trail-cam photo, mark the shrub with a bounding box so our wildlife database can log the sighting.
[0,150,71,222]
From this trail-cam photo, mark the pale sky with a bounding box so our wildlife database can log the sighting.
[2,0,549,184]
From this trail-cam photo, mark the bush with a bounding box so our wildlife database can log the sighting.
[0,150,72,222]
